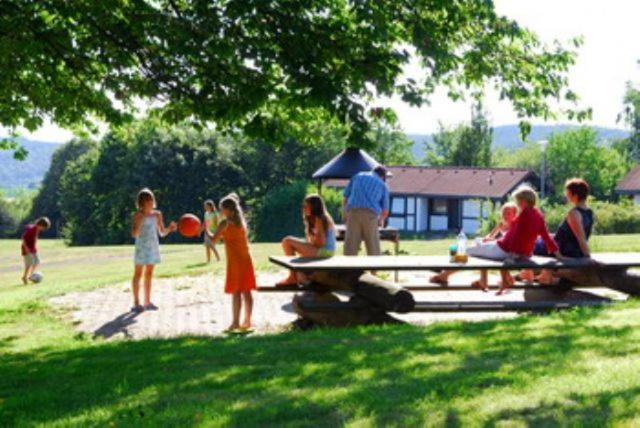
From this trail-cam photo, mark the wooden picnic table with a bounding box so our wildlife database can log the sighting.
[267,252,640,327]
[269,253,640,273]
[334,224,400,281]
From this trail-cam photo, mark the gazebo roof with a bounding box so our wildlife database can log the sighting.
[312,147,380,180]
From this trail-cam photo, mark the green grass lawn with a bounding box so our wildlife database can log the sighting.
[1,236,640,426]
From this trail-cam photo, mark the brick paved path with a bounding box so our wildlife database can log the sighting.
[51,270,623,340]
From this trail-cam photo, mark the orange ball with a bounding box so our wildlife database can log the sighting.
[178,213,201,238]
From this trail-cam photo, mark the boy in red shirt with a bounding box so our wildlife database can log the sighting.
[467,186,560,294]
[21,217,51,284]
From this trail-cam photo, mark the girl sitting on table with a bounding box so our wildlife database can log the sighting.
[277,194,337,286]
[520,178,594,284]
[464,185,561,294]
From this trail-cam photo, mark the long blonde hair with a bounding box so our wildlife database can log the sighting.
[220,193,246,227]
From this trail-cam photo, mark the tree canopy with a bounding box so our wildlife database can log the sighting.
[616,80,640,161]
[1,0,587,154]
[424,102,492,167]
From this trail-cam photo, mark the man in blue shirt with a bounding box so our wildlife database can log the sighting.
[343,166,390,256]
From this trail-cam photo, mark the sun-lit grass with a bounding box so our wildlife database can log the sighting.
[1,235,640,425]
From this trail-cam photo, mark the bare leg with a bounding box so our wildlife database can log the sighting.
[212,245,221,262]
[143,264,155,306]
[131,265,143,306]
[21,263,30,285]
[537,269,557,285]
[519,269,535,283]
[497,270,514,295]
[241,291,253,329]
[229,293,241,330]
[205,246,211,263]
[277,237,318,285]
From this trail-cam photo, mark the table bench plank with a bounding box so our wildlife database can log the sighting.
[270,253,640,272]
[296,299,610,313]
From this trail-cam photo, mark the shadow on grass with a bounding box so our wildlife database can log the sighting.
[0,306,638,425]
[93,311,143,339]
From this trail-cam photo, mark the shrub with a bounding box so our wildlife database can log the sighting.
[253,181,343,242]
[542,198,640,235]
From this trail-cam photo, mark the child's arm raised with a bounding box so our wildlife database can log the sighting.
[208,219,228,243]
[131,212,144,238]
[156,211,177,237]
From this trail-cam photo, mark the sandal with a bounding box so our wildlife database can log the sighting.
[471,280,488,292]
[143,303,159,311]
[430,275,449,286]
[131,305,144,313]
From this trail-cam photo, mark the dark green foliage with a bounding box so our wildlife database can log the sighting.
[253,181,309,242]
[1,0,586,157]
[27,139,94,237]
[253,181,343,242]
[616,82,640,161]
[369,122,416,166]
[425,102,493,166]
[543,199,640,235]
[58,120,384,245]
[545,128,630,200]
[0,198,18,237]
[60,121,244,245]
[0,189,36,237]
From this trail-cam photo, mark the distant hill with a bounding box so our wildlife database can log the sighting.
[0,138,62,189]
[0,124,631,189]
[409,124,630,160]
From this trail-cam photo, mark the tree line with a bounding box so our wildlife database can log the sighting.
[8,118,413,244]
[424,85,640,202]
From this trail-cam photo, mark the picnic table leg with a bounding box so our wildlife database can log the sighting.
[394,239,400,283]
[556,268,640,297]
[309,270,415,313]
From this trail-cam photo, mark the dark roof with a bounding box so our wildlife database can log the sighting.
[616,165,640,194]
[313,147,380,179]
[325,166,537,199]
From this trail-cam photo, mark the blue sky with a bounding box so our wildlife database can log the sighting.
[4,0,640,142]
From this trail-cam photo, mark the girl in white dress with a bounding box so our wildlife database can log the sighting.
[131,188,177,312]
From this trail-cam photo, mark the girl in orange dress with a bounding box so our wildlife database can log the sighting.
[208,193,256,331]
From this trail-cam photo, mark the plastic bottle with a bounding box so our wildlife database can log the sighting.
[455,230,468,263]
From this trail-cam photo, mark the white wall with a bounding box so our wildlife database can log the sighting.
[417,197,428,231]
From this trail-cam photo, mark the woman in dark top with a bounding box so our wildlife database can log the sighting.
[531,178,593,284]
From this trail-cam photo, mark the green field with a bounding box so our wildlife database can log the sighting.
[2,236,640,426]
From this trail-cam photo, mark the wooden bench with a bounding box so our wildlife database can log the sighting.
[269,253,640,273]
[267,253,640,325]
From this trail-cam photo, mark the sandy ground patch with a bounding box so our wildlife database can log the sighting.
[50,270,626,340]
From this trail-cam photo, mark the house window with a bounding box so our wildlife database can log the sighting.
[391,197,405,214]
[431,199,448,215]
[407,197,415,214]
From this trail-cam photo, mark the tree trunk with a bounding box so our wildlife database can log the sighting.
[308,270,415,312]
[292,292,401,327]
[556,268,640,297]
